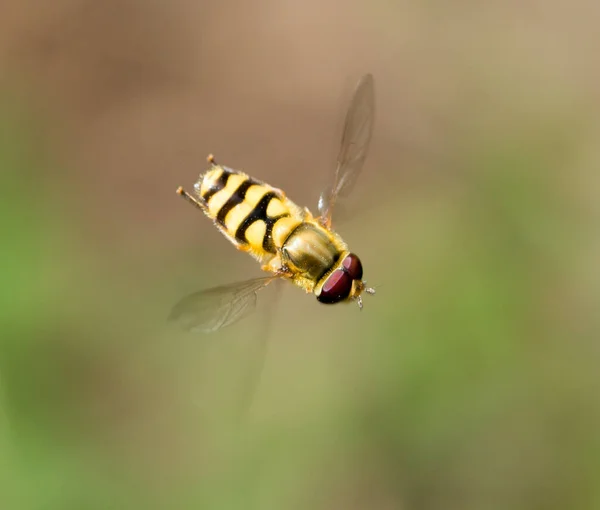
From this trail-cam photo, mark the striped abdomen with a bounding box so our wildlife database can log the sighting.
[194,165,303,260]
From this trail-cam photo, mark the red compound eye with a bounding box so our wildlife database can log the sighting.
[342,253,363,280]
[317,270,353,304]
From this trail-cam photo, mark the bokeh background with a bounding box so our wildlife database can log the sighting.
[1,1,599,509]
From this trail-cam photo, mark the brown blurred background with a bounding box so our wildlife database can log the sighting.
[0,1,599,509]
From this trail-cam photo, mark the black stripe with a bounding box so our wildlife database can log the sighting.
[216,179,254,225]
[263,213,289,253]
[235,192,290,253]
[201,168,231,202]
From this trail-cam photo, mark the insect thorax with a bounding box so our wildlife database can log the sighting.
[281,222,347,286]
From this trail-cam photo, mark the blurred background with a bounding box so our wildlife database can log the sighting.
[1,1,599,509]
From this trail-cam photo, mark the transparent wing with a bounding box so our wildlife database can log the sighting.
[318,73,375,225]
[169,276,277,333]
[235,278,283,422]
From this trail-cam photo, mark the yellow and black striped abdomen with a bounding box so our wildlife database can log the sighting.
[194,165,303,261]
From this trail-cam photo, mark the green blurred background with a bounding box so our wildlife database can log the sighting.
[1,1,599,509]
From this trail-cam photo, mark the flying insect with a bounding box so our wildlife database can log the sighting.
[171,73,376,332]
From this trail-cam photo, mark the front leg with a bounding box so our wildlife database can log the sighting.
[261,253,292,278]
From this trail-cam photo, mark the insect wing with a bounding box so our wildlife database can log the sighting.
[169,276,277,333]
[318,73,375,224]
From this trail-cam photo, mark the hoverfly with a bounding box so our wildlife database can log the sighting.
[171,74,375,333]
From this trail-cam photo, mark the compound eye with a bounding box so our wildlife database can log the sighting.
[317,270,353,304]
[342,253,363,280]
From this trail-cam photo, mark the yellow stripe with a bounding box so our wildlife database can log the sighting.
[224,202,253,233]
[206,174,246,218]
[272,216,302,248]
[266,197,288,217]
[199,168,223,197]
[244,184,269,208]
[223,184,270,234]
[244,220,267,248]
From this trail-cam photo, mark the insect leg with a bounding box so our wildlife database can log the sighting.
[176,186,205,212]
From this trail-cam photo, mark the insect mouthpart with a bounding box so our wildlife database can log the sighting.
[355,281,376,310]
